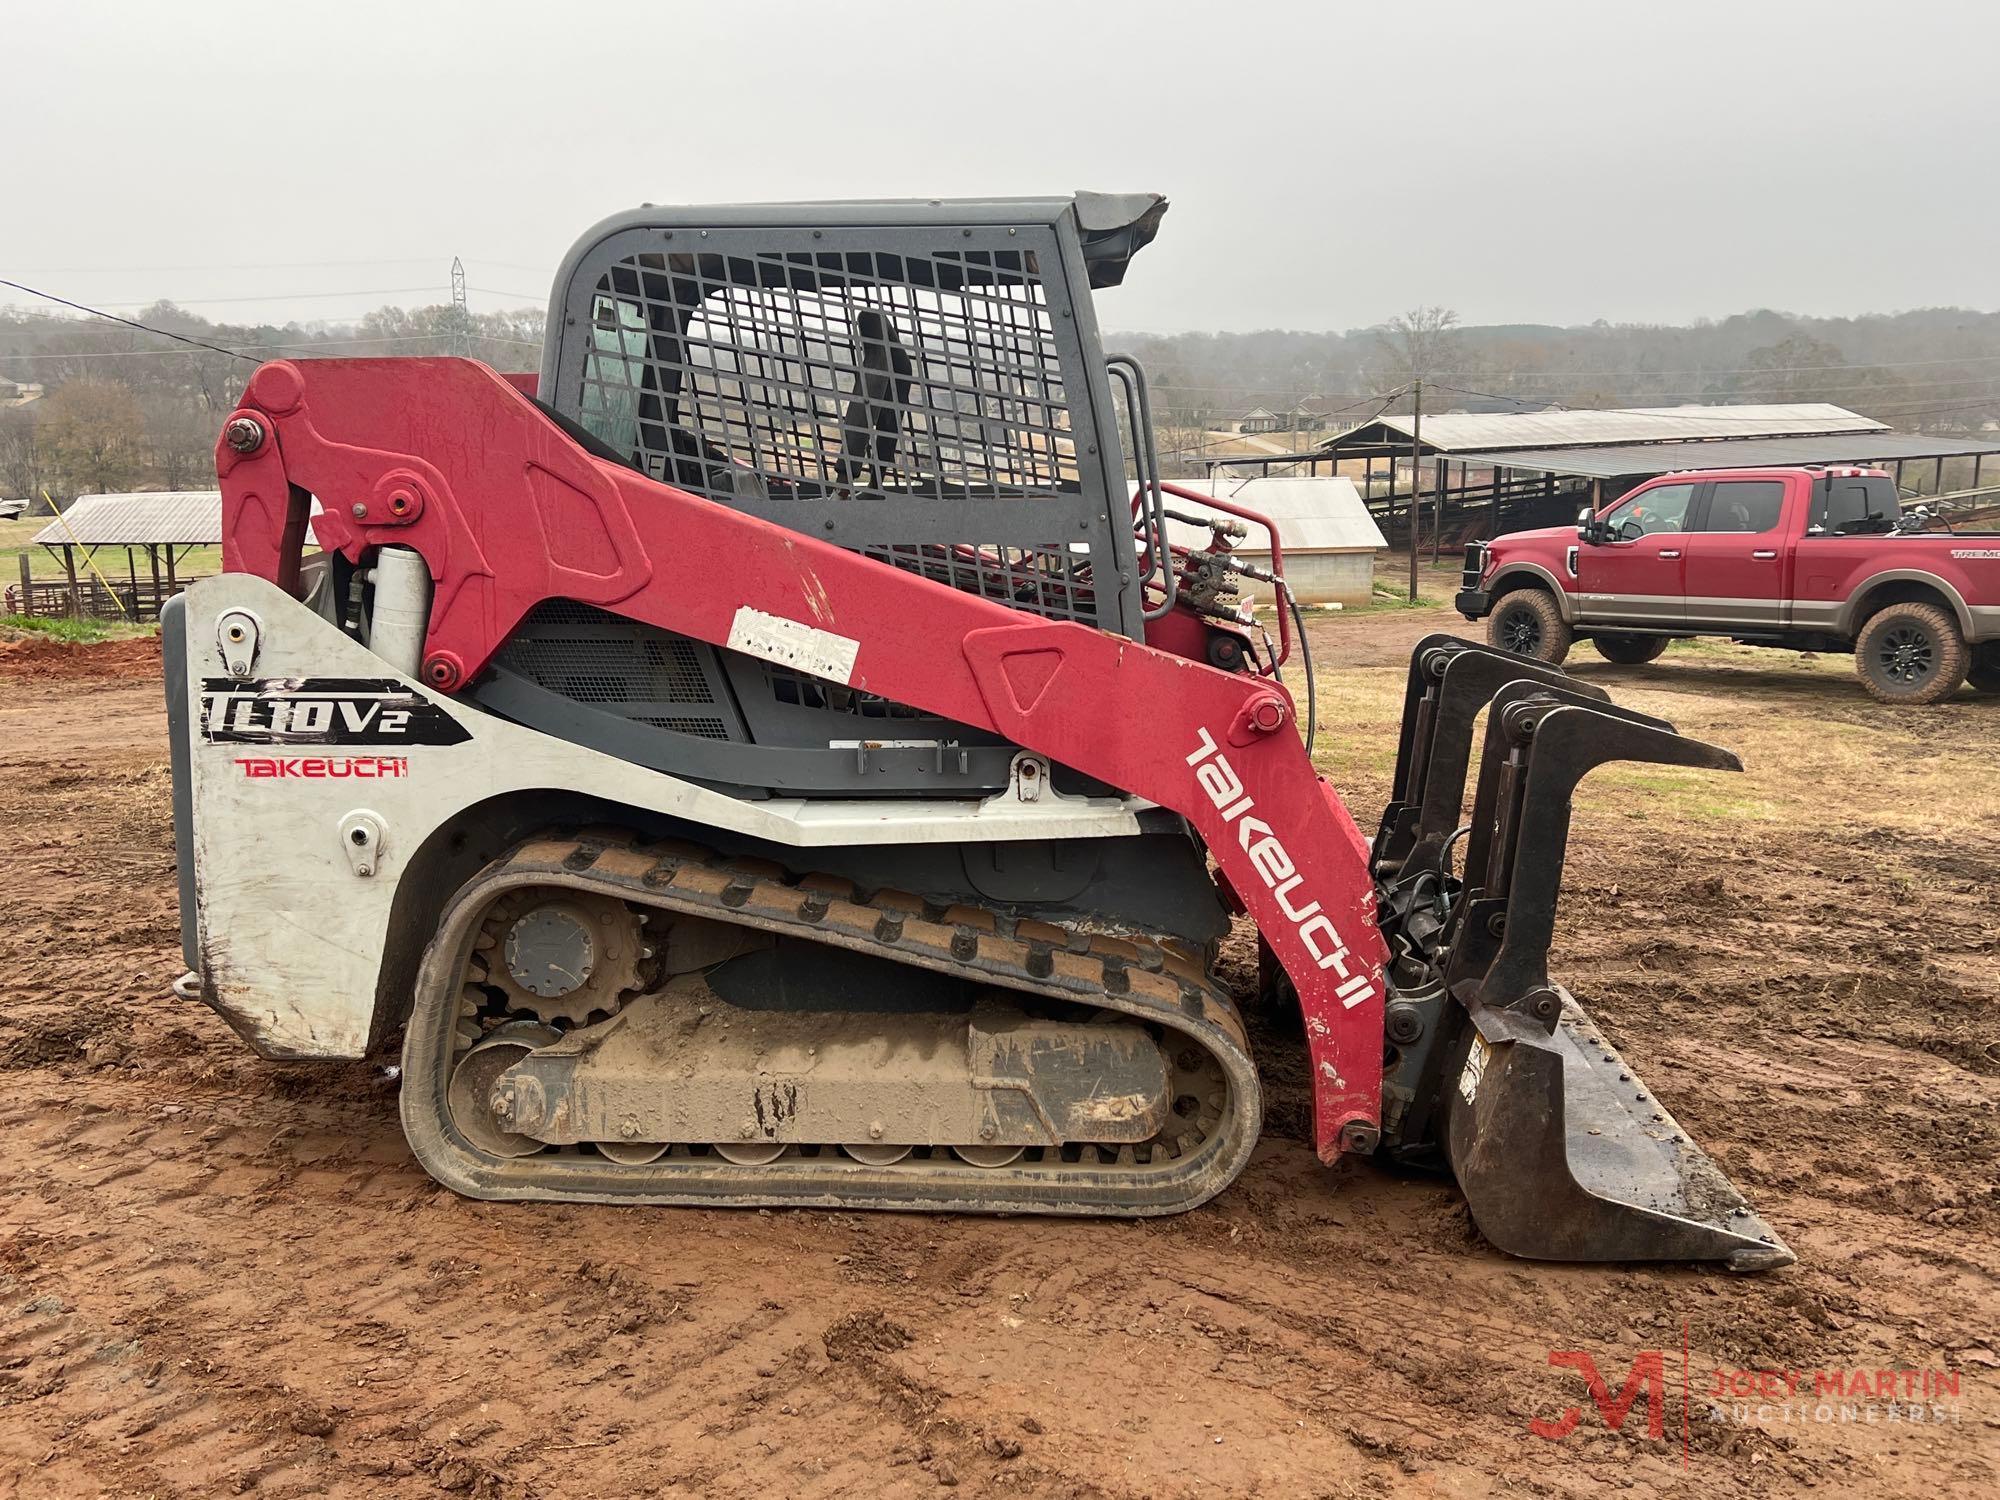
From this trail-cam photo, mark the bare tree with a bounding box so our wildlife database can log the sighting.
[1372,306,1461,395]
[1738,334,1847,405]
[140,391,217,490]
[1153,407,1214,478]
[42,378,145,500]
[0,404,43,504]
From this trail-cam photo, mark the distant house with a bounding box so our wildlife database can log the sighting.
[1294,396,1372,433]
[1238,397,1367,437]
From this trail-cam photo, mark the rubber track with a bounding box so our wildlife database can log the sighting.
[400,832,1263,1216]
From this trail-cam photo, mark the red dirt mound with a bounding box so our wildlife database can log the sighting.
[0,632,163,680]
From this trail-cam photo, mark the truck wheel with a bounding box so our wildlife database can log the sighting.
[1854,602,1969,705]
[1968,642,2000,694]
[1591,635,1668,666]
[1487,589,1571,665]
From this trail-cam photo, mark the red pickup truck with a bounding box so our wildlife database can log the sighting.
[1454,466,2000,704]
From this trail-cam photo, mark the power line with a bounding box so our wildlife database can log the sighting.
[1433,350,2000,379]
[1451,374,2000,405]
[1140,355,2000,403]
[0,278,257,364]
[74,286,446,308]
[7,256,462,274]
[0,281,545,368]
[1137,381,2000,413]
[1114,344,2000,383]
[0,332,548,361]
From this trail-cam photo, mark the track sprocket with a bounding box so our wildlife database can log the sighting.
[474,890,645,1024]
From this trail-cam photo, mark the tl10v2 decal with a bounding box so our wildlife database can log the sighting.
[200,679,471,746]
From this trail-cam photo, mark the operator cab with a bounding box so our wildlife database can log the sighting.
[474,195,1174,802]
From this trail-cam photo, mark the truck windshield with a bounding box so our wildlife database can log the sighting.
[1810,476,1899,535]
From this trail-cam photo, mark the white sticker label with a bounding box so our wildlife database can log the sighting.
[1458,1035,1491,1106]
[726,606,860,685]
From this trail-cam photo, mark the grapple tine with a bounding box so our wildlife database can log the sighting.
[1374,634,1479,870]
[1373,639,1606,880]
[1447,682,1738,1016]
[1376,641,1792,1270]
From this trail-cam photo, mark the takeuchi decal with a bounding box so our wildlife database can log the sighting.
[202,678,470,747]
[236,756,409,779]
[1187,726,1375,1008]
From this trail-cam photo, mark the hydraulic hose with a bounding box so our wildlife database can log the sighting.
[1283,583,1316,755]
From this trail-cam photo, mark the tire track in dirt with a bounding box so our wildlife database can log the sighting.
[0,631,1995,1497]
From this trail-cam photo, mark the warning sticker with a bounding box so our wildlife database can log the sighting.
[726,606,861,685]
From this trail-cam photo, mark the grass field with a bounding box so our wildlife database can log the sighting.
[0,514,221,583]
[0,613,158,642]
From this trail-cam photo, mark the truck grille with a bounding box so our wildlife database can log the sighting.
[1460,541,1488,592]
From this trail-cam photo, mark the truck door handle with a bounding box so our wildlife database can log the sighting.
[1752,549,1777,559]
[1658,549,1681,559]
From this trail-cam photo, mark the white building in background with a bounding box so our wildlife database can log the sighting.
[1164,475,1386,606]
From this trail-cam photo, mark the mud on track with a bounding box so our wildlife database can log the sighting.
[1,620,1995,1498]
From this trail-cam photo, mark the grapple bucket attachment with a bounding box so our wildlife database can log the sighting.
[1376,640,1794,1270]
[1448,998,1791,1269]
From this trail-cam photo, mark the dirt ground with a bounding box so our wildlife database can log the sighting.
[1,616,1995,1498]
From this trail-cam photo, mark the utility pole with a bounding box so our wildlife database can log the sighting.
[450,257,468,355]
[1407,379,1422,602]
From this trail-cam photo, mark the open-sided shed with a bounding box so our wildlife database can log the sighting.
[20,491,221,621]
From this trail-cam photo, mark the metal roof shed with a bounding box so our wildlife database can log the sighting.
[20,490,222,621]
[1453,430,2000,481]
[1165,476,1386,605]
[1321,403,1889,458]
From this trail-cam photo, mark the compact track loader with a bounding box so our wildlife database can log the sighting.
[167,194,1790,1267]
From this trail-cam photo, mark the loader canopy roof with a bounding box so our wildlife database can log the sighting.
[556,193,1167,296]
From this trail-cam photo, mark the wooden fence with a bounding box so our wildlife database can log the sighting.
[3,574,201,624]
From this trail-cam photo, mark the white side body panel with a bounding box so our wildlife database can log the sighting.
[182,576,1144,1059]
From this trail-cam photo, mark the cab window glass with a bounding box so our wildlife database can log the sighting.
[1605,482,1695,537]
[1700,480,1785,533]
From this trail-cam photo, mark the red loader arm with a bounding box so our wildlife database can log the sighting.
[216,357,1389,1158]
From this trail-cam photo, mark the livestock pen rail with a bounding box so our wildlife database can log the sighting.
[5,572,200,623]
[12,491,222,624]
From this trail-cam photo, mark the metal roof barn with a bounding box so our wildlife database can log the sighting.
[30,491,222,547]
[1454,431,2000,481]
[1321,403,1888,456]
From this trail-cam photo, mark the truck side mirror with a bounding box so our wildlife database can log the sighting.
[1576,508,1607,545]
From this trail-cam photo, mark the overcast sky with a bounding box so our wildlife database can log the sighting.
[5,0,1995,334]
